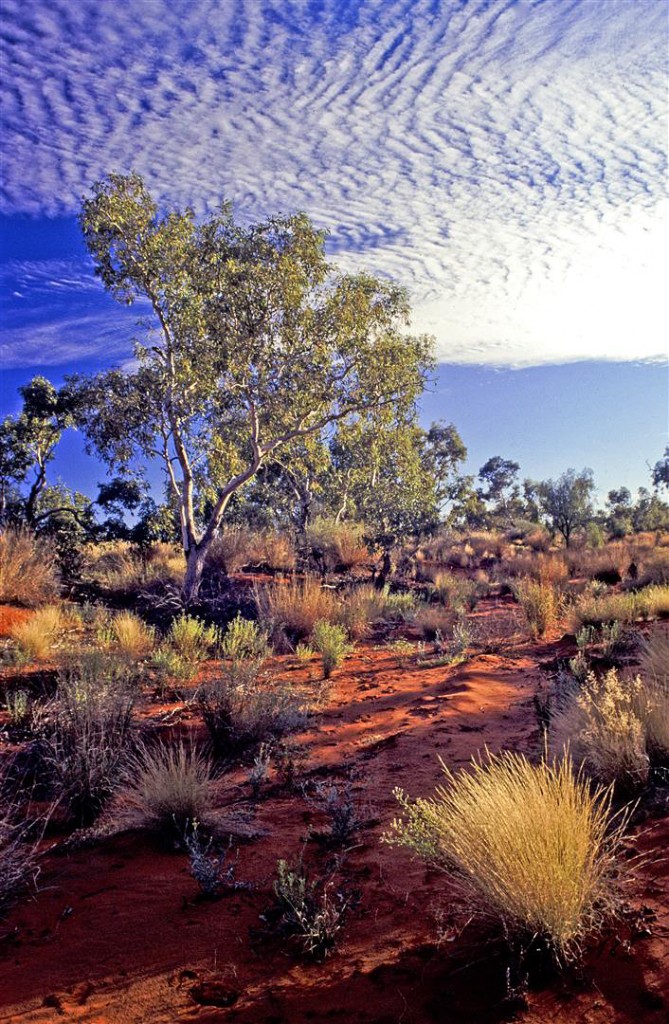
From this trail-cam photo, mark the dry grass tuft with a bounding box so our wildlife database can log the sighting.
[387,751,627,962]
[0,528,60,606]
[306,519,369,571]
[550,670,649,791]
[116,742,218,841]
[255,578,339,644]
[110,611,155,657]
[513,578,562,637]
[9,604,64,661]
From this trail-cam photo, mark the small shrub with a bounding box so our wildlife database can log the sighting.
[4,689,32,732]
[205,528,254,575]
[198,661,307,755]
[221,614,269,662]
[635,549,669,588]
[307,781,362,848]
[414,601,454,641]
[37,667,135,825]
[186,824,249,896]
[514,578,562,637]
[295,643,315,661]
[431,572,481,613]
[637,584,669,619]
[117,742,217,842]
[269,858,352,959]
[386,751,627,963]
[9,604,63,661]
[381,589,417,621]
[312,620,353,679]
[111,610,155,657]
[0,764,45,915]
[0,527,59,606]
[167,614,220,662]
[150,647,196,686]
[571,592,639,630]
[550,669,649,792]
[248,741,273,796]
[336,585,385,639]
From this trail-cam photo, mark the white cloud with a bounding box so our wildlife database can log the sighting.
[0,0,667,367]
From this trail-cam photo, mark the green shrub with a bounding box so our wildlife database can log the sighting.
[270,858,351,958]
[220,613,269,662]
[312,620,353,679]
[386,751,626,963]
[167,614,220,662]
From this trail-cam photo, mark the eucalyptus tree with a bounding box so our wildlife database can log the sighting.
[73,174,434,602]
[537,468,595,548]
[0,376,74,526]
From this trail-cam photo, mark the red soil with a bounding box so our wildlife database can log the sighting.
[0,597,667,1023]
[0,606,31,638]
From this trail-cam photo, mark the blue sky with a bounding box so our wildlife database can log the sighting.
[1,0,667,501]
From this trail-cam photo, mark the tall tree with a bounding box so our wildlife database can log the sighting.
[476,455,521,526]
[0,376,73,526]
[652,446,669,492]
[73,174,434,602]
[537,468,595,548]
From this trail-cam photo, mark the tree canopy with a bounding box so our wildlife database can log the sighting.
[72,173,435,601]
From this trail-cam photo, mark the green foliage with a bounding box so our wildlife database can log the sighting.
[270,858,351,959]
[198,661,307,755]
[73,173,434,601]
[220,614,269,662]
[537,468,595,548]
[311,620,353,679]
[167,614,220,663]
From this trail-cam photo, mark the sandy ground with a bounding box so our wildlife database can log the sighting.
[0,595,667,1023]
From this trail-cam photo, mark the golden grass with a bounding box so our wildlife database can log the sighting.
[87,541,184,593]
[387,751,626,961]
[117,742,217,839]
[513,578,562,637]
[9,604,64,661]
[111,611,155,657]
[572,585,669,630]
[551,670,649,791]
[306,518,369,571]
[0,528,59,607]
[255,577,339,643]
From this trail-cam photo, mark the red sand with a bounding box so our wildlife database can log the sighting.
[0,597,667,1023]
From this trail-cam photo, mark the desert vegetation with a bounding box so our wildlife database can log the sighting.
[0,176,668,1022]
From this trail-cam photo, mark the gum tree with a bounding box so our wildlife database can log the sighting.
[537,468,595,548]
[72,174,434,603]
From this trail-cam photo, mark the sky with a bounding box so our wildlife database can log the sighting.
[0,0,667,502]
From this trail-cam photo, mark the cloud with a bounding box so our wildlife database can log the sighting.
[0,259,144,368]
[0,0,667,366]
